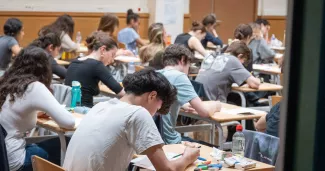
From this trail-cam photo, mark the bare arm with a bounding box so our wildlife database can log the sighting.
[188,97,221,118]
[145,145,199,171]
[136,38,148,47]
[255,115,267,132]
[188,37,209,57]
[11,45,21,57]
[246,76,261,89]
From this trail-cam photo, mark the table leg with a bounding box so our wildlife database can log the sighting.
[210,123,216,145]
[231,91,247,129]
[58,133,67,166]
[216,123,224,150]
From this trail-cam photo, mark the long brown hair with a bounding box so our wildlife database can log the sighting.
[97,13,119,35]
[39,14,75,38]
[139,23,165,63]
[191,21,206,33]
[0,46,52,110]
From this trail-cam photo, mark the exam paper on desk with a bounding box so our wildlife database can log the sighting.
[220,108,258,115]
[44,117,82,128]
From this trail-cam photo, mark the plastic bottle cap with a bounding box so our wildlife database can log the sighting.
[236,124,243,131]
[72,81,81,87]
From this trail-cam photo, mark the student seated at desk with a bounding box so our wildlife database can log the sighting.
[255,19,271,41]
[201,14,223,48]
[157,44,221,144]
[248,23,275,65]
[0,46,75,171]
[0,18,24,76]
[118,9,147,55]
[139,23,166,66]
[65,31,125,107]
[174,21,209,57]
[30,33,67,79]
[63,69,200,171]
[97,13,133,56]
[39,14,79,57]
[196,41,260,102]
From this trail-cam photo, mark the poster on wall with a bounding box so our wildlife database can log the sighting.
[164,0,177,25]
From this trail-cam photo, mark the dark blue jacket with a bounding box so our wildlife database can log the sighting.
[201,32,223,48]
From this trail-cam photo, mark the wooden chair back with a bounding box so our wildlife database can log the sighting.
[32,155,65,171]
[269,95,283,107]
[135,65,145,72]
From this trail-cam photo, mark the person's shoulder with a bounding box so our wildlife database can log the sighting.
[159,69,186,78]
[27,81,48,93]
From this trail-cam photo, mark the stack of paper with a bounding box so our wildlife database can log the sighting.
[131,153,180,170]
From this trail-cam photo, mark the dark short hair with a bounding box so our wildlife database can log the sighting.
[3,18,23,37]
[122,69,177,114]
[30,33,61,50]
[126,9,139,24]
[202,14,217,26]
[234,24,253,40]
[255,19,270,26]
[163,44,194,66]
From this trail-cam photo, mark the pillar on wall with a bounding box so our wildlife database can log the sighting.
[147,0,185,43]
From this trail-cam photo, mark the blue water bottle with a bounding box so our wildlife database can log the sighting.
[71,81,81,108]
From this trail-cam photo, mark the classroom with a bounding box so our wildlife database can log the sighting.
[0,0,323,170]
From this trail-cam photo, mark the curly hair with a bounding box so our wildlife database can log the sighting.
[3,18,23,37]
[39,14,74,38]
[162,44,194,66]
[122,69,177,114]
[30,32,61,49]
[0,46,52,110]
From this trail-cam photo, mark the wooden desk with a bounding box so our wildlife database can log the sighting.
[179,102,266,149]
[271,46,285,51]
[115,56,141,63]
[253,64,281,75]
[37,113,84,165]
[163,144,275,171]
[55,59,70,66]
[231,83,283,108]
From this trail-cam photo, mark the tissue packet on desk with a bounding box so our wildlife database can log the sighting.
[234,160,256,170]
[210,147,232,160]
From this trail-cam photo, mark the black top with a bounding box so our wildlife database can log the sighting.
[174,33,194,53]
[266,102,281,137]
[48,56,67,79]
[65,58,123,107]
[0,125,9,171]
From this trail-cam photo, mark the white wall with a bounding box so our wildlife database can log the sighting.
[0,0,149,13]
[258,0,287,16]
[0,0,190,13]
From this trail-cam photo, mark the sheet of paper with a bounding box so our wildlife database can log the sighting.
[164,0,177,25]
[131,153,179,170]
[115,56,141,63]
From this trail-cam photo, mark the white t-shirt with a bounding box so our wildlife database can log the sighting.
[0,82,75,171]
[63,98,164,171]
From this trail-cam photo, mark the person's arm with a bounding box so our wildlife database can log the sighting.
[96,62,125,97]
[11,45,21,56]
[246,76,261,89]
[175,74,221,118]
[188,37,209,57]
[51,58,67,79]
[259,39,276,60]
[30,82,75,129]
[254,115,267,132]
[205,31,223,46]
[128,108,199,171]
[145,145,199,171]
[136,38,147,47]
[188,97,221,118]
[230,58,260,89]
[61,33,79,52]
[116,49,134,57]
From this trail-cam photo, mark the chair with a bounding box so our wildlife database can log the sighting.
[0,125,9,171]
[32,155,65,171]
[268,95,282,107]
[243,130,280,166]
[51,84,72,107]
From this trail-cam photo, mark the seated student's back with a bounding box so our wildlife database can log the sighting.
[65,31,124,107]
[196,41,260,102]
[0,18,23,73]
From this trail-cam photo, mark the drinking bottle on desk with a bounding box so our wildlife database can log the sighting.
[71,81,81,108]
[232,124,245,158]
